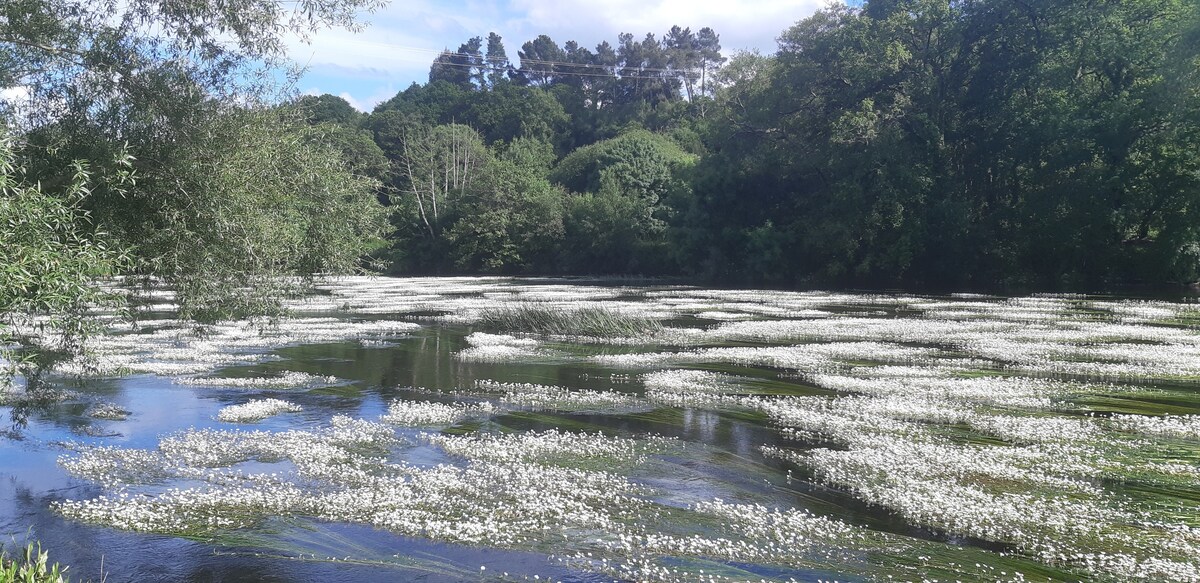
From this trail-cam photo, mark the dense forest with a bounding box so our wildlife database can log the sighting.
[313,0,1200,290]
[3,0,1200,344]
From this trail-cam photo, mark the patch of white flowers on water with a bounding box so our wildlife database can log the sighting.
[585,499,870,582]
[970,414,1100,445]
[88,402,130,420]
[379,399,496,426]
[186,371,341,389]
[810,373,1065,409]
[54,415,668,551]
[217,399,302,423]
[641,369,750,408]
[51,278,1200,581]
[474,380,641,413]
[424,429,675,468]
[754,388,1200,580]
[58,312,420,379]
[594,342,935,371]
[456,332,542,362]
[1109,413,1200,440]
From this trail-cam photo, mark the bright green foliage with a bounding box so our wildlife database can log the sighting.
[3,0,385,327]
[561,190,664,274]
[550,130,696,200]
[551,130,695,273]
[0,542,68,583]
[309,121,390,182]
[447,138,564,272]
[95,109,387,321]
[374,82,569,150]
[0,133,126,378]
[294,94,362,126]
[682,0,1200,288]
[386,126,564,274]
[389,123,489,238]
[385,123,490,272]
[459,85,571,151]
[1,0,383,129]
[373,81,470,126]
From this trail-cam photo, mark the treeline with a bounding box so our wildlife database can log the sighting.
[4,0,1200,350]
[314,0,1200,289]
[1,0,387,333]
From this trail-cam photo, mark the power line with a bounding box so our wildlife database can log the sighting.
[321,36,716,77]
[423,58,701,83]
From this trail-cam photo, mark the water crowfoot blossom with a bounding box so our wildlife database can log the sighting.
[217,398,302,423]
[35,278,1200,580]
[379,399,496,426]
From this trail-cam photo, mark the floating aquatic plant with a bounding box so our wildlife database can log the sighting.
[186,371,341,389]
[217,398,302,423]
[475,380,642,413]
[34,277,1200,581]
[455,332,543,363]
[379,399,496,426]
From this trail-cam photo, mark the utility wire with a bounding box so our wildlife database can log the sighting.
[322,37,716,76]
[423,58,702,82]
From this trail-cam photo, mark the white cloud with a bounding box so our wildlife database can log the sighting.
[342,85,400,111]
[502,0,826,52]
[286,0,833,106]
[289,0,828,74]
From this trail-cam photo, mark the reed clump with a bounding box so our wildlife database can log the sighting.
[478,304,663,338]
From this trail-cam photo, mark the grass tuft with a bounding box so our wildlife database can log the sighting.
[477,304,663,338]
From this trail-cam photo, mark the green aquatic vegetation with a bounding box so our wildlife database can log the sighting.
[30,279,1200,581]
[474,379,644,413]
[87,402,129,420]
[477,303,664,338]
[0,541,69,583]
[217,398,303,423]
[379,399,496,426]
[423,429,677,471]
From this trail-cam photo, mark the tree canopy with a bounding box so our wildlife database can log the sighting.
[5,0,1200,380]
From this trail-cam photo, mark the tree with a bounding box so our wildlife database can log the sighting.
[1,133,127,388]
[1,0,383,129]
[485,32,510,90]
[663,26,700,100]
[294,94,362,125]
[551,130,695,273]
[695,27,725,99]
[680,0,1200,288]
[87,108,388,321]
[390,123,489,249]
[429,37,484,89]
[448,138,564,272]
[2,0,388,323]
[459,84,571,150]
[517,35,566,87]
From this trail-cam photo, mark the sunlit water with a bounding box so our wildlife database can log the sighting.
[3,277,1200,582]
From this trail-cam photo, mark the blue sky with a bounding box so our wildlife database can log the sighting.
[285,0,830,111]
